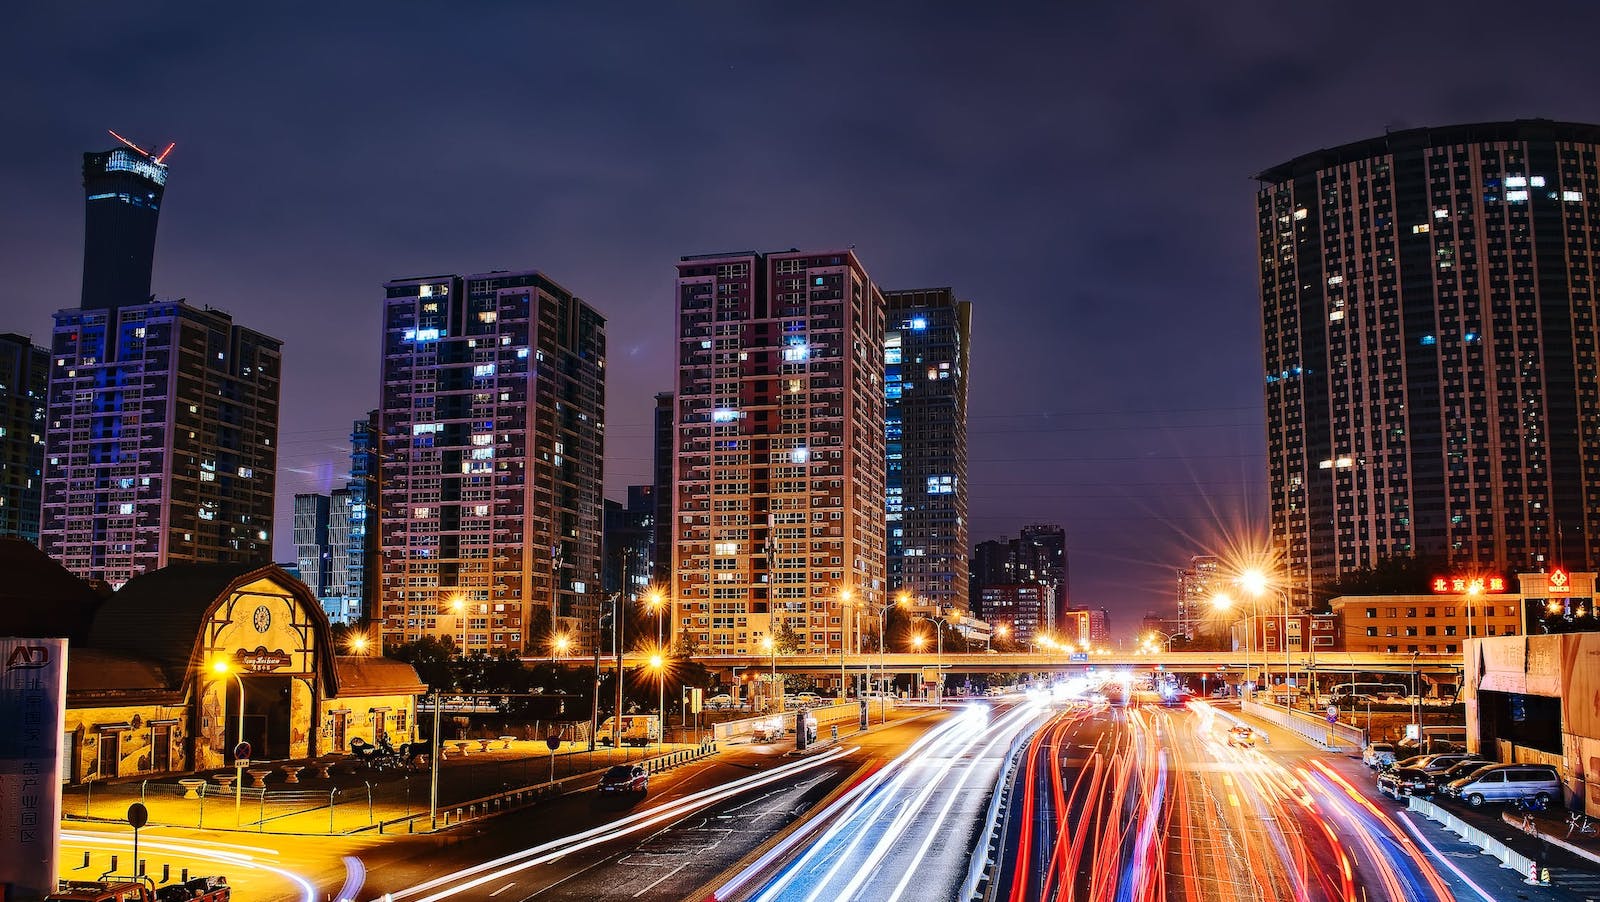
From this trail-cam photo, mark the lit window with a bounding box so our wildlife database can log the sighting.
[1507,190,1529,202]
[1293,208,1308,220]
[1411,224,1430,234]
[1433,208,1449,219]
[1564,190,1583,202]
[473,363,495,377]
[1329,310,1345,322]
[1506,176,1528,188]
[1420,335,1436,346]
[712,409,738,423]
[910,318,928,330]
[1327,274,1343,286]
[783,340,809,362]
[119,503,134,515]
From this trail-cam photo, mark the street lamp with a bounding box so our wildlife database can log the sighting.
[989,623,1009,652]
[1239,568,1294,707]
[346,633,371,655]
[210,658,245,826]
[1212,592,1249,697]
[839,587,854,699]
[912,613,945,702]
[648,652,665,751]
[449,593,467,656]
[645,588,667,737]
[761,634,778,712]
[552,633,571,660]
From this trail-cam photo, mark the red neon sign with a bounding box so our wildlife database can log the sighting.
[1548,568,1571,595]
[1431,575,1506,594]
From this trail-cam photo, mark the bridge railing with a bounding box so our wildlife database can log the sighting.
[1241,696,1366,751]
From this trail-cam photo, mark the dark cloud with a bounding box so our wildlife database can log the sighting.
[4,1,1598,635]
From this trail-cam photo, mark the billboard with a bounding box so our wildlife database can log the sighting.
[0,638,67,900]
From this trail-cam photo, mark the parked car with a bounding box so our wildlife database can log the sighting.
[1442,764,1561,808]
[751,717,784,742]
[1377,766,1433,798]
[706,694,735,710]
[1363,742,1398,770]
[1433,758,1496,786]
[1226,726,1256,748]
[598,715,661,747]
[598,764,648,795]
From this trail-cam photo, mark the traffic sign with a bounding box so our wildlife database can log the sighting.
[1326,705,1338,724]
[233,740,252,762]
[1069,652,1089,663]
[545,734,561,751]
[126,802,148,829]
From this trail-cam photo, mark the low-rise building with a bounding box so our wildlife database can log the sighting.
[0,539,423,783]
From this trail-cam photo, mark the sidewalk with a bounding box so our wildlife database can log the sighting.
[62,738,703,836]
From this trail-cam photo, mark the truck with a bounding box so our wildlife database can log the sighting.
[598,714,661,747]
[47,876,230,902]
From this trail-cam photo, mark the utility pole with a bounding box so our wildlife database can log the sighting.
[613,593,625,750]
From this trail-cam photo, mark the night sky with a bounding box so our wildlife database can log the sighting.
[6,3,1598,638]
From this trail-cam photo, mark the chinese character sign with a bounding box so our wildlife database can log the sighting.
[0,637,67,900]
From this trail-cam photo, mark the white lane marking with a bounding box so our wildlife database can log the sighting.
[1395,812,1499,902]
[488,884,517,897]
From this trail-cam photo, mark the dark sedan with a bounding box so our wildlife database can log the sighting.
[598,764,649,795]
[1377,766,1432,798]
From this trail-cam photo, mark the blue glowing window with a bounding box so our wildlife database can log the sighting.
[1464,332,1478,342]
[712,409,738,423]
[1420,335,1436,346]
[885,348,902,364]
[813,277,825,286]
[910,318,928,330]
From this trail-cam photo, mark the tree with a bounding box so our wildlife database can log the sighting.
[774,620,805,654]
[1316,554,1446,612]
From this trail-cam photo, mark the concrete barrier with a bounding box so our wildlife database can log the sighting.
[1408,795,1540,880]
[1241,698,1365,751]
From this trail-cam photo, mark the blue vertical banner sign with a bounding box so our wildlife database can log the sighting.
[0,637,67,900]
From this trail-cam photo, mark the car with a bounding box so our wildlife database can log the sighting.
[598,764,648,794]
[1226,726,1256,748]
[706,694,734,710]
[1443,764,1561,808]
[1363,742,1397,770]
[1377,766,1432,798]
[1415,753,1476,775]
[751,718,784,742]
[1434,758,1496,785]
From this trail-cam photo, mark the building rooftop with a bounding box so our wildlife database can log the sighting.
[1255,118,1600,183]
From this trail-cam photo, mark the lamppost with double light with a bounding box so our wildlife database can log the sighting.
[552,633,572,660]
[648,652,666,751]
[645,588,667,735]
[912,612,946,702]
[209,658,245,826]
[838,587,853,699]
[1239,568,1295,707]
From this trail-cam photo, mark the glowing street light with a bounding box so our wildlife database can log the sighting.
[210,658,245,825]
[761,634,777,712]
[552,633,572,659]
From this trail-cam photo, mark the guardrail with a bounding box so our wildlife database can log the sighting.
[372,740,720,834]
[1408,794,1541,881]
[964,719,1033,901]
[1241,697,1366,751]
[712,700,891,744]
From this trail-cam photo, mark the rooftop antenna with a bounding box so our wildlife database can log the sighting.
[155,142,176,163]
[107,129,150,156]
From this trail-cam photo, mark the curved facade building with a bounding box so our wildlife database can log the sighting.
[1258,120,1600,603]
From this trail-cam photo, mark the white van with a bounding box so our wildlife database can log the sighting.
[1443,764,1560,808]
[598,715,661,747]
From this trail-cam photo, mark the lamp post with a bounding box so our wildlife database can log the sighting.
[449,594,467,657]
[761,634,778,712]
[913,613,945,702]
[989,623,1009,652]
[646,589,666,741]
[552,633,571,661]
[1212,593,1249,697]
[210,659,245,827]
[838,587,853,699]
[648,653,665,752]
[1239,569,1295,707]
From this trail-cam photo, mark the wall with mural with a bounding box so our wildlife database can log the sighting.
[63,703,188,782]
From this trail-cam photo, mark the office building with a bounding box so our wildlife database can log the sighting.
[603,485,655,601]
[80,134,172,311]
[293,492,333,598]
[671,250,886,659]
[378,271,605,656]
[970,525,1070,623]
[0,334,48,541]
[884,288,971,613]
[1176,554,1220,639]
[43,139,280,586]
[340,412,379,623]
[651,391,674,585]
[978,582,1053,645]
[1258,120,1600,604]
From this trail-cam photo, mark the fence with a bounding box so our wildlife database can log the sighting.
[1241,696,1366,751]
[712,699,892,744]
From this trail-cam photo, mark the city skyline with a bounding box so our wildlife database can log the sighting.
[6,4,1600,626]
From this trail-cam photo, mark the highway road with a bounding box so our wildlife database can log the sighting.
[993,694,1578,902]
[718,700,1046,902]
[359,710,957,902]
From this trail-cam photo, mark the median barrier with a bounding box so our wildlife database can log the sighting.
[1408,795,1540,877]
[1241,697,1365,751]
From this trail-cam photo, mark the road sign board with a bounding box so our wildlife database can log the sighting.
[545,734,560,751]
[233,740,251,761]
[126,802,148,829]
[1326,705,1338,724]
[1069,652,1089,663]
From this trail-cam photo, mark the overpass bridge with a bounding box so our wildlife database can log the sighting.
[533,650,1462,683]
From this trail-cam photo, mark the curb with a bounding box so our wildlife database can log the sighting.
[1500,809,1600,868]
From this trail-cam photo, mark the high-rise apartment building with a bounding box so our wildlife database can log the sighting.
[671,250,886,659]
[979,582,1053,645]
[0,334,48,542]
[293,493,333,598]
[1259,120,1600,602]
[43,140,280,584]
[378,271,605,655]
[1176,554,1220,639]
[884,288,971,613]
